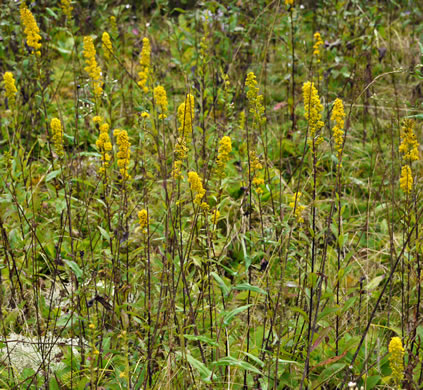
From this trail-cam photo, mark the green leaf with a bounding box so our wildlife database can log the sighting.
[233,283,267,295]
[184,334,219,347]
[212,356,261,375]
[314,363,346,387]
[223,304,252,326]
[45,169,62,182]
[366,275,385,291]
[241,351,265,367]
[291,307,309,323]
[64,259,83,281]
[186,354,212,383]
[211,271,230,296]
[98,226,111,241]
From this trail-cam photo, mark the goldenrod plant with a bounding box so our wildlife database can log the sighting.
[0,1,422,389]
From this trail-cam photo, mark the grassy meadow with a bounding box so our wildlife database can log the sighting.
[1,0,423,388]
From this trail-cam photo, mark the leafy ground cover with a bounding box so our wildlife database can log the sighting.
[1,0,423,388]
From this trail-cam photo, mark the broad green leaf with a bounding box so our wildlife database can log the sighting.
[98,226,111,241]
[184,334,219,347]
[46,169,62,182]
[314,363,346,387]
[186,354,212,383]
[233,283,267,295]
[64,259,83,281]
[212,356,261,375]
[211,271,230,296]
[366,275,385,291]
[223,304,252,325]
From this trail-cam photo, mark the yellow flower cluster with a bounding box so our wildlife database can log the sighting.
[331,98,345,162]
[114,129,131,180]
[154,85,168,119]
[303,81,324,145]
[50,118,64,158]
[3,72,17,105]
[289,192,305,223]
[245,72,266,125]
[212,209,220,225]
[188,171,208,209]
[20,3,42,56]
[172,137,188,180]
[60,0,73,18]
[216,136,232,177]
[138,209,148,233]
[250,151,264,194]
[178,94,195,137]
[388,337,404,385]
[102,32,113,60]
[313,32,323,62]
[138,37,151,93]
[400,165,413,194]
[399,119,419,163]
[83,36,103,98]
[285,0,294,5]
[110,16,117,32]
[95,118,113,174]
[399,119,419,195]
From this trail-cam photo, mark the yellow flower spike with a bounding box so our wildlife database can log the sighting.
[138,209,148,233]
[216,136,232,177]
[399,118,419,163]
[20,3,42,56]
[289,192,306,223]
[331,98,345,163]
[138,37,151,93]
[188,171,206,206]
[400,165,413,194]
[3,72,17,105]
[102,32,113,60]
[154,85,168,118]
[212,209,220,225]
[110,15,117,32]
[303,81,324,143]
[313,32,324,62]
[95,121,112,173]
[245,72,266,125]
[83,36,103,99]
[178,94,195,138]
[93,115,103,124]
[388,337,404,385]
[60,0,73,18]
[249,151,264,194]
[50,118,64,158]
[114,129,131,180]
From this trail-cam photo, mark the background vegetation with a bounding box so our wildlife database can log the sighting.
[1,0,423,388]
